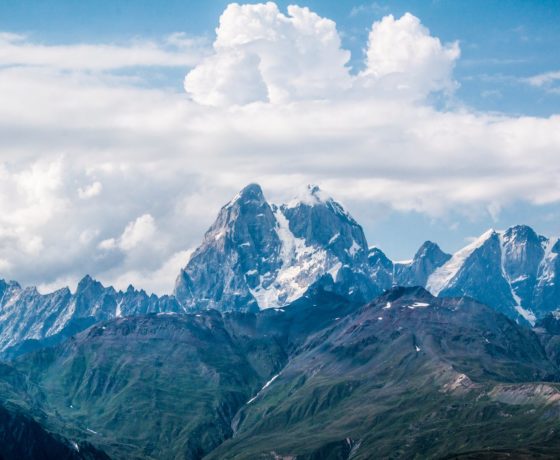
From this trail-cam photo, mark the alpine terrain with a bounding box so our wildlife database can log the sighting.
[0,184,560,459]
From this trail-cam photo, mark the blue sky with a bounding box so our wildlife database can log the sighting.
[2,0,558,115]
[0,1,559,292]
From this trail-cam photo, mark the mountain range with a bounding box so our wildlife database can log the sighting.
[174,184,560,325]
[2,184,560,459]
[0,183,559,358]
[2,286,560,459]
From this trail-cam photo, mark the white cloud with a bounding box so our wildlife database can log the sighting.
[78,181,102,199]
[119,214,157,251]
[0,3,558,295]
[526,70,560,87]
[360,12,460,96]
[99,214,157,252]
[0,32,206,71]
[107,249,193,296]
[184,2,352,105]
[526,70,560,94]
[349,2,389,18]
[185,7,459,106]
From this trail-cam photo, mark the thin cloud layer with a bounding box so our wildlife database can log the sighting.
[0,3,559,296]
[0,32,206,70]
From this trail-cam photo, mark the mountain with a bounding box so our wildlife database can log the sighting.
[0,287,357,459]
[3,287,560,459]
[208,287,560,459]
[1,184,559,360]
[0,403,109,460]
[396,240,452,287]
[425,225,560,324]
[174,184,380,312]
[0,275,181,358]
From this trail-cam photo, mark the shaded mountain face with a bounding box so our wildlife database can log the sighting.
[424,226,560,324]
[208,288,560,460]
[0,275,181,357]
[1,289,357,460]
[174,184,381,312]
[172,185,560,323]
[0,404,109,460]
[5,288,560,459]
[396,241,452,287]
[0,184,559,362]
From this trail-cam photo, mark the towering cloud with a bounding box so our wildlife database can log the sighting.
[185,6,460,105]
[361,13,460,97]
[184,2,353,105]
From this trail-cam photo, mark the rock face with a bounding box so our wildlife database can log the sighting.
[2,184,560,358]
[173,186,560,323]
[396,241,452,287]
[0,275,181,356]
[174,184,381,312]
[424,225,560,324]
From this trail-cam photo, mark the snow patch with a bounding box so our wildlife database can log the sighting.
[515,305,536,326]
[499,232,523,309]
[348,240,361,257]
[328,233,340,245]
[247,373,280,404]
[427,229,495,296]
[406,302,430,309]
[47,299,76,336]
[115,299,123,318]
[250,209,329,309]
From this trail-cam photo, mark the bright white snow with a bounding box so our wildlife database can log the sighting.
[406,302,430,309]
[250,208,329,309]
[426,229,495,296]
[246,373,280,404]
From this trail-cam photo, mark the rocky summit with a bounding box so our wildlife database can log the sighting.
[1,184,560,360]
[174,184,380,312]
[174,184,560,325]
[1,185,560,459]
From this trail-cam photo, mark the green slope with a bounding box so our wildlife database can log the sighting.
[2,287,560,459]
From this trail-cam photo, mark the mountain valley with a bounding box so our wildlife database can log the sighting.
[1,184,560,459]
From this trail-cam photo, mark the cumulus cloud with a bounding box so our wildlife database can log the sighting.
[78,181,102,199]
[108,249,193,295]
[99,214,156,252]
[0,3,558,294]
[360,12,460,96]
[184,2,352,105]
[185,6,459,105]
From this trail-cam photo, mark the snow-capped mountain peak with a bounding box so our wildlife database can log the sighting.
[174,183,379,311]
[285,184,331,208]
[426,229,496,296]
